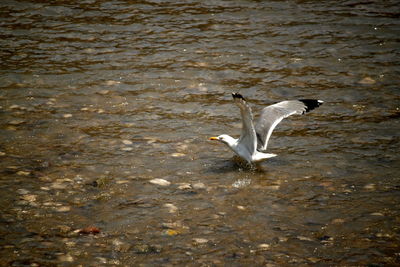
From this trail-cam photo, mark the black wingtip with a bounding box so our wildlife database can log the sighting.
[299,99,324,113]
[232,92,245,100]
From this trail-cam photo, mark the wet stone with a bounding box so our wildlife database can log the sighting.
[308,257,320,263]
[112,239,131,252]
[109,260,121,265]
[176,143,188,151]
[133,244,161,254]
[212,214,220,219]
[0,151,5,156]
[16,171,31,176]
[7,166,19,171]
[50,182,68,190]
[58,254,74,262]
[258,243,270,250]
[297,236,313,241]
[161,221,188,235]
[9,104,20,110]
[149,178,171,186]
[73,175,85,183]
[21,194,36,202]
[193,182,206,190]
[359,77,376,85]
[376,232,392,238]
[122,139,133,145]
[63,114,73,118]
[55,206,71,212]
[116,180,130,184]
[17,189,30,195]
[193,238,209,244]
[352,104,366,112]
[96,257,107,264]
[105,80,120,86]
[164,203,178,213]
[163,229,179,236]
[198,84,208,92]
[171,152,185,157]
[65,241,76,247]
[8,119,25,125]
[78,226,101,235]
[124,122,135,127]
[92,177,111,187]
[177,183,192,190]
[364,183,376,190]
[370,212,384,216]
[58,225,72,234]
[97,89,110,95]
[43,202,57,206]
[39,176,52,182]
[331,218,345,224]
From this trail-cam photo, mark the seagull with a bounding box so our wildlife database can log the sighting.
[209,93,323,164]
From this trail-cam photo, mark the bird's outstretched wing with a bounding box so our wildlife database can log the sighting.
[255,99,323,151]
[232,93,257,154]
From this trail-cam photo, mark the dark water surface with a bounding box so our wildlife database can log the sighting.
[1,0,399,266]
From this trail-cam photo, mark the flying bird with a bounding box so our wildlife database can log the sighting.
[209,93,323,164]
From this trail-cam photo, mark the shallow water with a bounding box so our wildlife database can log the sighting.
[1,0,399,266]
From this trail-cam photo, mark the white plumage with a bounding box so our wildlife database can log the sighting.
[209,93,323,164]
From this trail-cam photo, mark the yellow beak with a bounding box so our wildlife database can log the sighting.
[209,137,218,141]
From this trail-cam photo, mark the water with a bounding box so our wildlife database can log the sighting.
[1,0,399,265]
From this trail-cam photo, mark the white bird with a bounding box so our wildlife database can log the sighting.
[209,93,323,164]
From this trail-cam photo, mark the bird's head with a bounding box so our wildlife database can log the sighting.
[209,134,237,147]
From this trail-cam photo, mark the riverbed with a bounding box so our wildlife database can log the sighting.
[0,0,399,266]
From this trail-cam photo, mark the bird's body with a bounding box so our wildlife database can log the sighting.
[214,134,277,163]
[209,93,323,164]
